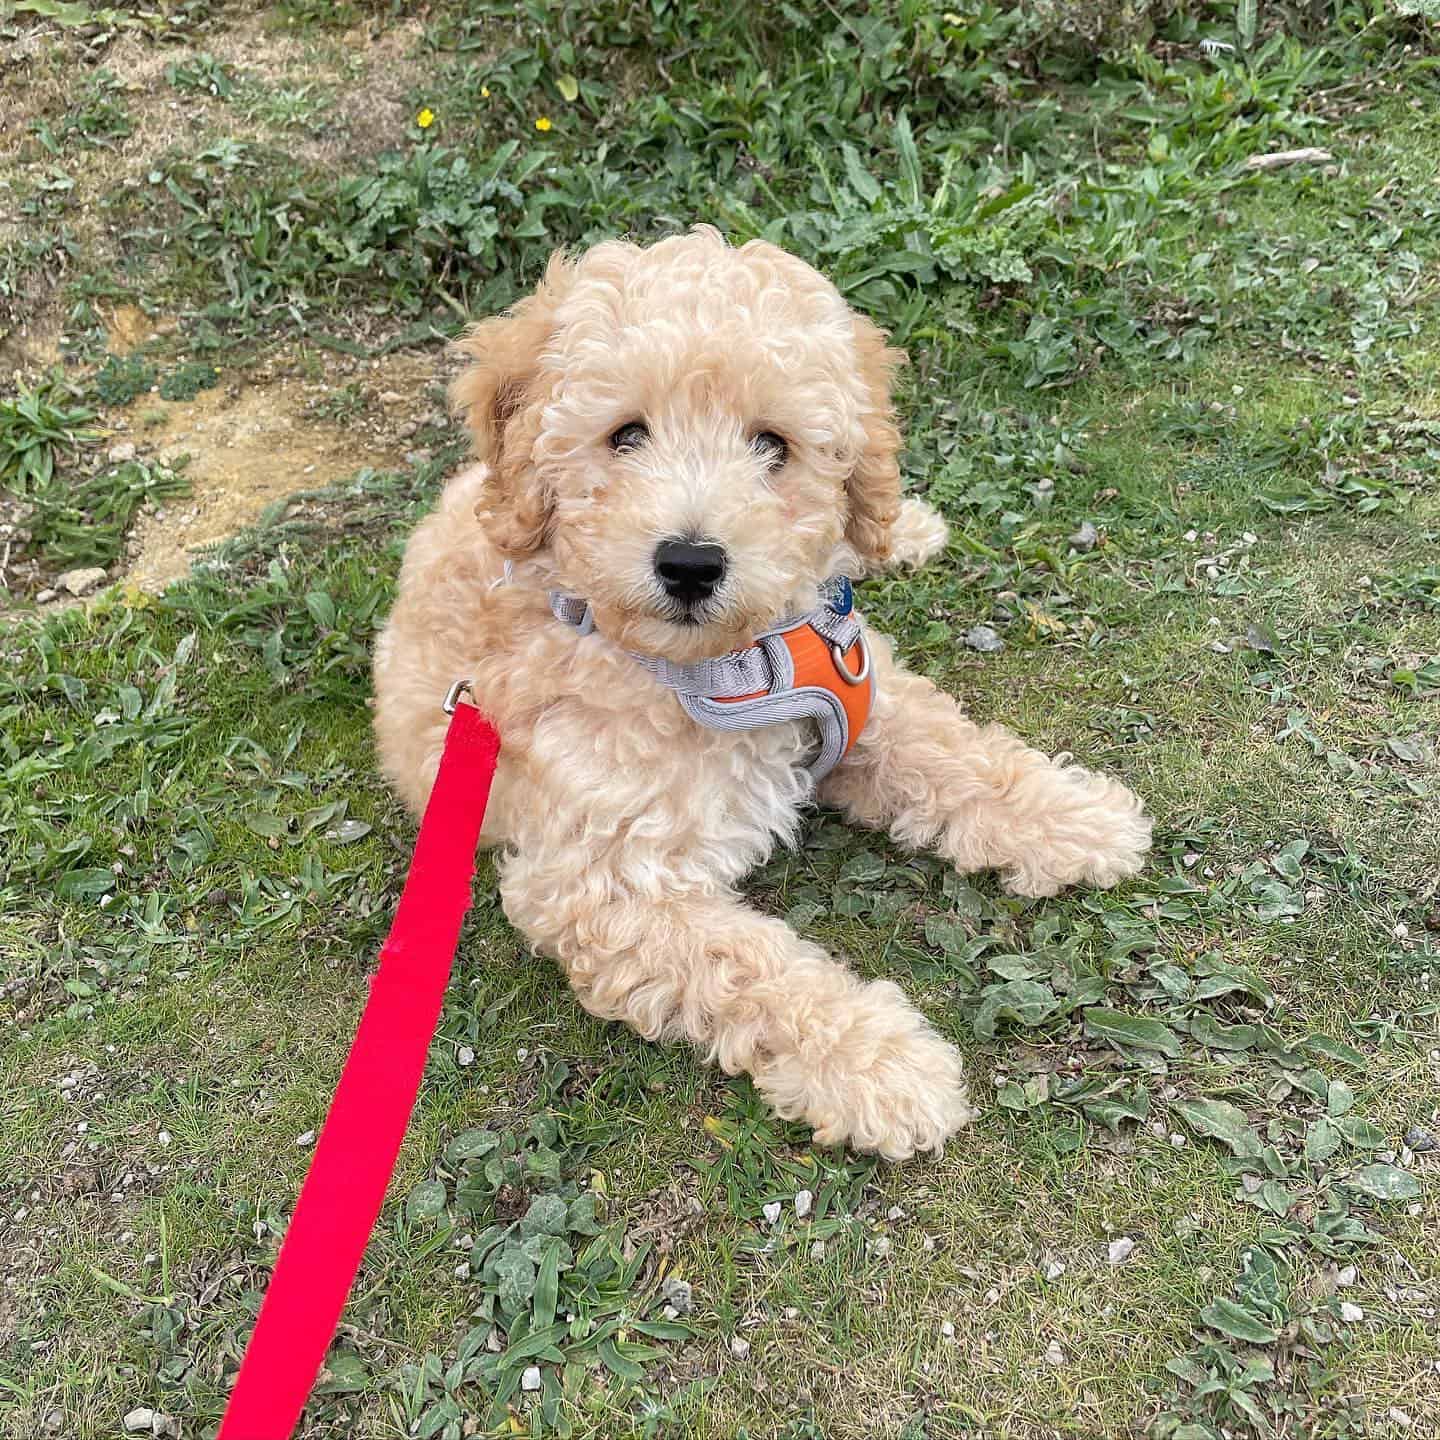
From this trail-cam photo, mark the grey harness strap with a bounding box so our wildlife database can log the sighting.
[548,577,874,781]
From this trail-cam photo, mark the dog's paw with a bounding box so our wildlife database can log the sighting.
[1001,768,1153,899]
[883,497,949,571]
[758,979,975,1161]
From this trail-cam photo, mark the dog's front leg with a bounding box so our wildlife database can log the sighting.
[499,857,973,1160]
[821,633,1152,898]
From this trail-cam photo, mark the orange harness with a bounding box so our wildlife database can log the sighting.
[549,576,874,780]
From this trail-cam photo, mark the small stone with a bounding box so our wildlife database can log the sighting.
[870,1235,891,1258]
[729,1335,750,1359]
[378,390,404,405]
[108,441,137,463]
[809,1240,826,1260]
[794,1189,813,1219]
[520,1365,542,1392]
[154,1419,181,1440]
[1209,640,1232,654]
[660,1276,693,1314]
[123,1411,155,1434]
[1044,1260,1066,1282]
[36,588,58,603]
[1336,1265,1357,1287]
[56,566,108,597]
[1068,521,1099,552]
[1404,1125,1436,1152]
[1044,1339,1066,1367]
[940,1320,955,1338]
[887,1205,904,1221]
[761,1201,782,1225]
[296,1130,316,1147]
[43,1412,64,1433]
[1389,1407,1413,1428]
[1339,1301,1364,1324]
[964,624,1005,653]
[457,1046,475,1067]
[1107,1237,1136,1267]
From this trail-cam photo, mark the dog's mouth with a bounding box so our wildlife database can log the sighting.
[660,600,713,629]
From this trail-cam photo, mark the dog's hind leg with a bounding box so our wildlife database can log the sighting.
[498,862,974,1161]
[820,631,1152,898]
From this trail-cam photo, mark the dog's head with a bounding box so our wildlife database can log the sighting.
[452,225,904,662]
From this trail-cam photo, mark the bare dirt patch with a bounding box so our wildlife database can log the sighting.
[118,349,446,592]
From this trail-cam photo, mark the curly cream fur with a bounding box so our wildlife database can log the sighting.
[374,227,1151,1161]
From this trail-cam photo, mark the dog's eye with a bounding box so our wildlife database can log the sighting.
[609,422,649,452]
[751,431,788,470]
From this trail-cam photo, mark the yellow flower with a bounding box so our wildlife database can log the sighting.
[481,86,491,98]
[416,107,435,129]
[534,115,552,132]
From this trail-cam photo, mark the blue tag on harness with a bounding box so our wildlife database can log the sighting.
[829,576,854,616]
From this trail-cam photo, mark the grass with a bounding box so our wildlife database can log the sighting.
[2,2,1439,1438]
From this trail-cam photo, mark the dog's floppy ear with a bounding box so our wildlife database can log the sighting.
[450,252,576,555]
[845,314,907,569]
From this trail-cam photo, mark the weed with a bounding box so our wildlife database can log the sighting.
[158,362,220,401]
[91,354,157,408]
[0,378,96,493]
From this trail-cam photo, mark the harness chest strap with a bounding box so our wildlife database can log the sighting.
[548,576,874,781]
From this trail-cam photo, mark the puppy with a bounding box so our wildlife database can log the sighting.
[373,225,1151,1160]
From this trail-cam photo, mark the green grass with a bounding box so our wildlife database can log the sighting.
[3,3,1439,1438]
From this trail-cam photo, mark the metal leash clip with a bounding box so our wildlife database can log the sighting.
[442,678,474,715]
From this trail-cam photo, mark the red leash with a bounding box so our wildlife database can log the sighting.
[218,689,499,1439]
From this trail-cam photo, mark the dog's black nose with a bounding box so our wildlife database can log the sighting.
[654,539,727,604]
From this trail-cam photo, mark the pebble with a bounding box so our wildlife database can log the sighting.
[457,1046,475,1067]
[296,1130,316,1148]
[1044,1339,1066,1367]
[870,1235,891,1258]
[794,1189,813,1219]
[963,625,1005,653]
[729,1335,750,1359]
[761,1201,782,1225]
[108,441,137,463]
[1337,1265,1357,1287]
[1044,1260,1066,1282]
[660,1276,693,1314]
[809,1240,826,1260]
[1339,1301,1365,1324]
[36,588,58,603]
[940,1320,955,1338]
[1404,1125,1436,1152]
[123,1410,155,1434]
[520,1365,542,1392]
[56,566,108,597]
[1068,520,1099,552]
[886,1205,904,1221]
[43,1412,63,1432]
[1107,1237,1136,1267]
[378,390,404,405]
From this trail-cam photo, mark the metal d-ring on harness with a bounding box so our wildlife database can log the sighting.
[547,575,875,781]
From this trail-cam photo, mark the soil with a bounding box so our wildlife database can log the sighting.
[118,349,449,592]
